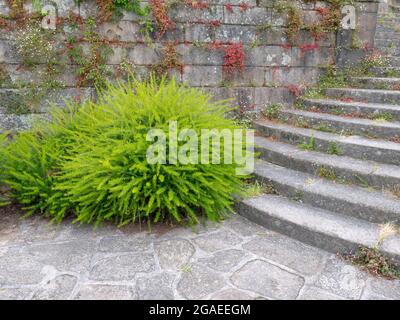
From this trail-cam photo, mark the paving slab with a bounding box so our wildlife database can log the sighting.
[0,207,398,300]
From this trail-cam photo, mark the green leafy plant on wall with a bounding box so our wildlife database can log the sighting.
[14,22,57,67]
[67,17,114,88]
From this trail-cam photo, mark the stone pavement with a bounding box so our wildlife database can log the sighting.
[0,206,399,300]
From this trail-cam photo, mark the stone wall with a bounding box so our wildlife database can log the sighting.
[0,0,379,130]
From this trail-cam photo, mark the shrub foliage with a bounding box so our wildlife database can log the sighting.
[0,78,247,225]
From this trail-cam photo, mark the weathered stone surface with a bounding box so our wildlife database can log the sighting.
[361,292,392,300]
[155,239,195,271]
[1,206,397,300]
[0,287,33,300]
[193,229,242,252]
[223,215,269,237]
[75,284,135,300]
[22,240,96,274]
[364,278,400,300]
[9,216,64,245]
[32,274,78,300]
[254,119,400,167]
[59,221,124,240]
[242,234,329,275]
[177,264,225,300]
[297,286,344,300]
[0,207,22,247]
[0,113,44,132]
[136,273,176,300]
[314,258,368,300]
[90,253,156,281]
[231,260,304,300]
[182,66,222,87]
[198,249,248,272]
[210,288,255,300]
[0,0,380,124]
[0,251,45,286]
[223,6,271,25]
[99,235,152,253]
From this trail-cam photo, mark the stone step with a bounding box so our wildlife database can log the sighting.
[254,160,400,224]
[390,56,400,67]
[279,108,400,139]
[325,88,400,104]
[237,195,400,265]
[370,67,400,77]
[299,98,400,121]
[349,77,400,90]
[389,3,400,12]
[254,120,400,166]
[255,136,400,189]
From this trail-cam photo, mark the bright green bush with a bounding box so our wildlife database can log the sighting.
[0,78,247,225]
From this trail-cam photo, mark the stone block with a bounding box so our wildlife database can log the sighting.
[224,6,271,25]
[231,260,305,300]
[182,65,222,86]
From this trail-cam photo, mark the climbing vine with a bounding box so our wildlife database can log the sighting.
[0,0,364,113]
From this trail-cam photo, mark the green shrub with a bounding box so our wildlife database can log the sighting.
[0,77,247,226]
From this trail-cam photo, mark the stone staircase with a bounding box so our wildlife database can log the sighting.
[237,12,400,264]
[389,0,400,13]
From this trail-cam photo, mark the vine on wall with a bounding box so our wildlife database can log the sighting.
[0,0,359,113]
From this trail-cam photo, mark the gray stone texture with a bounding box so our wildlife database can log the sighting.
[32,274,78,300]
[155,239,195,271]
[0,209,398,300]
[0,0,379,130]
[76,284,136,300]
[231,260,305,300]
[90,253,156,281]
[314,258,368,300]
[193,229,242,252]
[177,264,225,299]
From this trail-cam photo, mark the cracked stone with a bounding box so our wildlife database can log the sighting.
[231,260,304,300]
[314,257,368,300]
[75,284,136,300]
[90,253,156,281]
[136,273,176,300]
[193,229,242,252]
[155,239,195,271]
[242,234,329,275]
[198,249,248,272]
[32,274,78,300]
[177,264,225,299]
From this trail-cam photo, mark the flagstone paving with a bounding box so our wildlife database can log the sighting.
[0,206,399,300]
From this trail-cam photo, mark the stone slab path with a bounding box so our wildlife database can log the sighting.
[0,206,399,300]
